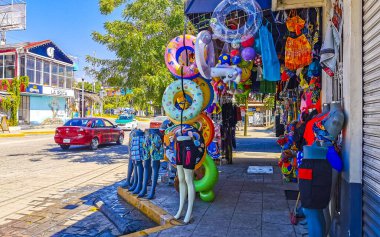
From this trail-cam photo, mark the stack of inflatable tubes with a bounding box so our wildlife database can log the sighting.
[163,35,219,202]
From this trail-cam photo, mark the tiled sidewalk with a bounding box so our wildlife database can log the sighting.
[149,127,308,237]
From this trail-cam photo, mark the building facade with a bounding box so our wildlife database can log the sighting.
[0,40,75,125]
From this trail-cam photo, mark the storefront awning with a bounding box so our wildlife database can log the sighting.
[185,0,271,14]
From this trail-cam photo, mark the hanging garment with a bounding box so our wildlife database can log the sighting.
[259,25,281,81]
[320,0,343,76]
[286,15,306,36]
[259,80,276,94]
[285,34,312,70]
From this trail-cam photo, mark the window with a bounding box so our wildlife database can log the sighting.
[51,63,58,87]
[104,120,114,127]
[64,119,90,127]
[0,55,3,78]
[58,65,65,88]
[36,59,42,84]
[19,56,25,77]
[66,66,73,89]
[26,56,35,83]
[2,54,15,79]
[94,119,105,128]
[43,61,50,86]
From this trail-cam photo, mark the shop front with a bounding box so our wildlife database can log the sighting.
[178,0,363,236]
[0,40,75,125]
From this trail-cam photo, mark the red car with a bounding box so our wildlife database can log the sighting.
[54,118,124,150]
[150,116,168,129]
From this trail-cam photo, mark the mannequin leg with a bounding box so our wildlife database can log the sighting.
[183,168,195,223]
[125,158,134,187]
[303,208,325,237]
[174,165,187,219]
[147,160,161,199]
[325,169,339,235]
[132,161,143,194]
[138,158,152,197]
[129,161,138,191]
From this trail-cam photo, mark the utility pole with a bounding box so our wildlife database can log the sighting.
[244,96,248,136]
[81,78,85,118]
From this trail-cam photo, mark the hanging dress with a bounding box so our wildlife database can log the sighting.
[285,15,312,71]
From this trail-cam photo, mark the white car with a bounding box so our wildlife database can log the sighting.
[115,115,138,130]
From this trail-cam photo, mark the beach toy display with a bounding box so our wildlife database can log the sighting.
[192,77,214,111]
[210,0,263,43]
[162,79,204,124]
[165,35,199,79]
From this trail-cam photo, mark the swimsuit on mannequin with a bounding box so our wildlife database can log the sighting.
[147,132,164,199]
[138,129,154,198]
[129,129,144,194]
[128,129,144,194]
[300,101,344,237]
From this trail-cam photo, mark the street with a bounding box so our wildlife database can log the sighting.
[0,122,152,236]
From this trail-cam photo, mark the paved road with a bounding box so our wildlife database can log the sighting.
[0,122,150,230]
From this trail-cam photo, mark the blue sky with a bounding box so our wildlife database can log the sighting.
[7,0,123,82]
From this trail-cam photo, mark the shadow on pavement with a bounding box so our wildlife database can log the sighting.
[44,143,129,165]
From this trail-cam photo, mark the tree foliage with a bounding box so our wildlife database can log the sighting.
[264,95,275,111]
[0,76,29,126]
[73,81,102,93]
[86,0,189,110]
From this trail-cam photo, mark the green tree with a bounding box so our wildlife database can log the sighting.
[0,76,29,126]
[86,0,190,109]
[264,95,275,111]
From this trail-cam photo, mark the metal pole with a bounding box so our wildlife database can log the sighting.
[81,78,84,117]
[244,96,248,136]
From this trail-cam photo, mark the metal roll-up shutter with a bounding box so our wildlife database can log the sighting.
[363,0,380,236]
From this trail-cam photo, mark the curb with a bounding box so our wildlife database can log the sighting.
[0,133,25,138]
[23,131,55,135]
[117,187,178,236]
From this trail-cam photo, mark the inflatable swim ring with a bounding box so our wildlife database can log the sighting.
[210,0,263,43]
[162,80,203,124]
[192,77,214,111]
[192,113,215,146]
[165,35,199,79]
[194,154,219,202]
[195,30,215,79]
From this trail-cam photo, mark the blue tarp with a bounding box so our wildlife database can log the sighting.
[185,0,271,14]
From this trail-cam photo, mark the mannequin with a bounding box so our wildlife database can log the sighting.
[138,129,153,198]
[174,135,196,224]
[300,101,344,237]
[125,158,134,187]
[147,131,164,199]
[129,129,144,194]
[173,124,206,224]
[125,131,136,188]
[322,101,344,235]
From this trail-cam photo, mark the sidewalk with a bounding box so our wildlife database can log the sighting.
[128,127,307,237]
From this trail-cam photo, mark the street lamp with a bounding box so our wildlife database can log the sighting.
[82,78,85,118]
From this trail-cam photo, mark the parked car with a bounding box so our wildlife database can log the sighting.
[115,114,138,130]
[150,116,168,128]
[54,118,124,150]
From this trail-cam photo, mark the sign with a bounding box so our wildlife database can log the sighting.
[26,84,43,94]
[43,86,74,97]
[47,47,55,58]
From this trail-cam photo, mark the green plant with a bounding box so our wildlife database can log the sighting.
[86,0,191,108]
[264,95,275,111]
[0,76,29,126]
